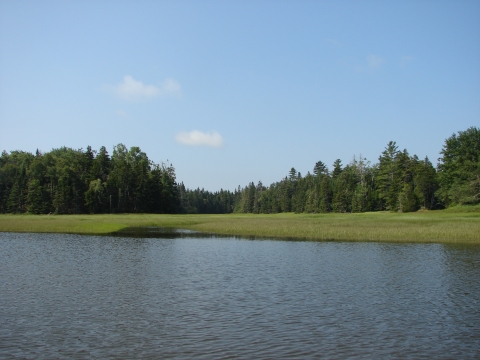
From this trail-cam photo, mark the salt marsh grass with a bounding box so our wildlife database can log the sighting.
[0,210,479,243]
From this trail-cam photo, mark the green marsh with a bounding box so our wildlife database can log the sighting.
[1,208,479,243]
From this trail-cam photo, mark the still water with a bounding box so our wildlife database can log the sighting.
[1,231,479,358]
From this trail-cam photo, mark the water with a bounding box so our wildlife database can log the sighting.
[1,231,479,358]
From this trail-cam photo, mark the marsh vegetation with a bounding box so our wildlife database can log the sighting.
[1,208,479,243]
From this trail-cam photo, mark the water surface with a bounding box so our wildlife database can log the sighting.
[1,232,479,358]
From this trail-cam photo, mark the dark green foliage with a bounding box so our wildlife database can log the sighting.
[350,156,376,213]
[180,185,236,214]
[376,141,401,210]
[332,159,343,178]
[331,164,357,213]
[27,179,47,214]
[398,183,418,213]
[1,151,34,213]
[0,127,475,215]
[373,143,433,212]
[0,145,179,214]
[289,168,297,180]
[231,135,447,214]
[437,127,480,205]
[414,157,438,209]
[313,161,328,176]
[85,179,106,213]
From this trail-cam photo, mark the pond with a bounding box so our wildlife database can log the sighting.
[1,231,479,358]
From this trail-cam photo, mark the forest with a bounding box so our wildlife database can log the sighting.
[0,127,478,215]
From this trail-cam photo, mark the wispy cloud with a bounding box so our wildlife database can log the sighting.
[159,78,182,96]
[354,54,384,73]
[104,75,182,101]
[175,130,224,148]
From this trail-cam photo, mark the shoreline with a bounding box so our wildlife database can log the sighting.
[1,210,479,244]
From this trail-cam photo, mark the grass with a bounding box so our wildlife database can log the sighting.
[0,209,479,243]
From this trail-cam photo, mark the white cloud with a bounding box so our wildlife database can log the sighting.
[367,55,384,69]
[160,78,182,96]
[116,110,128,117]
[175,130,224,148]
[105,75,181,101]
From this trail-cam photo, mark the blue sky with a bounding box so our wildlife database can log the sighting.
[1,1,479,191]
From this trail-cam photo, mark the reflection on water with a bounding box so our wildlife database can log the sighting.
[1,232,479,358]
[111,226,208,238]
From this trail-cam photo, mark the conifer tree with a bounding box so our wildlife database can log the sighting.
[377,141,401,210]
[332,159,343,178]
[313,161,328,176]
[437,127,480,205]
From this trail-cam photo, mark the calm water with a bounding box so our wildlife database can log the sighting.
[1,232,479,359]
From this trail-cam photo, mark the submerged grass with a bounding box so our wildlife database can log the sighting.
[0,209,479,243]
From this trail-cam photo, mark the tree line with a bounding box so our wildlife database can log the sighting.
[1,127,478,214]
[0,144,178,214]
[233,127,478,213]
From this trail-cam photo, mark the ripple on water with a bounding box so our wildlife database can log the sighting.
[0,232,479,358]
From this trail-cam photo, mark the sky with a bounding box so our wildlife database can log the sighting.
[1,1,479,191]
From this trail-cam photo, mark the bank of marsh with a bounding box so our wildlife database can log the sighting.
[1,208,479,243]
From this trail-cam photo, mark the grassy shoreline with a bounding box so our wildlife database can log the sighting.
[1,208,479,243]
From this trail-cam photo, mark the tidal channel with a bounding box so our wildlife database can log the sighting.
[1,231,479,358]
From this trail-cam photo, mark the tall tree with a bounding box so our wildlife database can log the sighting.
[332,159,343,178]
[313,161,328,176]
[437,127,480,205]
[376,141,401,210]
[414,157,438,209]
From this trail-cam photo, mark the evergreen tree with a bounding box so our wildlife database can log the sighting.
[0,127,475,215]
[398,182,418,212]
[332,159,343,178]
[289,167,297,181]
[331,165,356,212]
[318,175,332,212]
[27,179,46,214]
[377,141,401,210]
[313,161,328,176]
[414,157,438,209]
[437,126,480,205]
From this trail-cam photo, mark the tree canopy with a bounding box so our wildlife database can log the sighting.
[437,127,480,205]
[0,127,478,214]
[0,145,178,214]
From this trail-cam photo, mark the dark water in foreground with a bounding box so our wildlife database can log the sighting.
[1,232,479,359]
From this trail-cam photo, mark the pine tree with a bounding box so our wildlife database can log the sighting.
[313,161,328,176]
[377,141,401,210]
[332,159,343,178]
[289,167,297,181]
